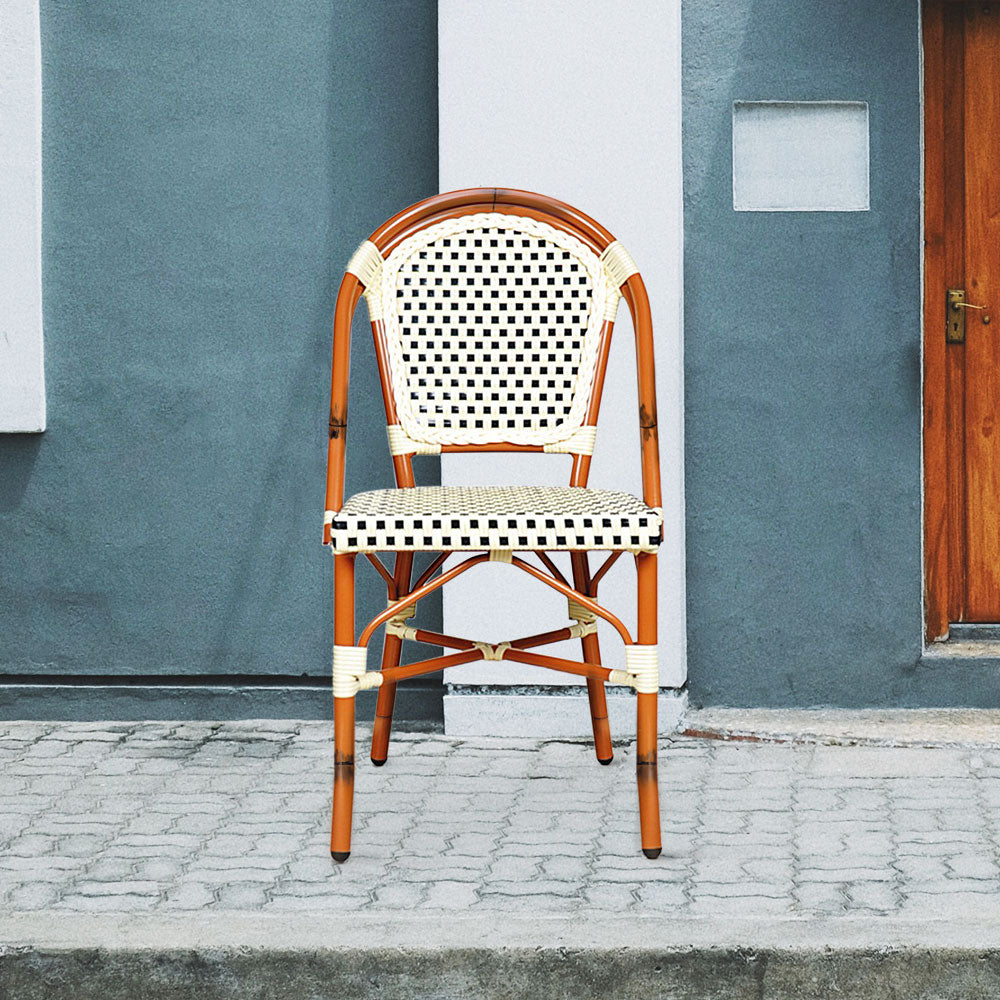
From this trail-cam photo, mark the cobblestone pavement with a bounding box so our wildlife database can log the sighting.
[2,720,999,918]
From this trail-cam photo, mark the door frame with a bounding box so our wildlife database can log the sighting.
[923,0,968,642]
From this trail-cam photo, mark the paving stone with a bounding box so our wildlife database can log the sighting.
[422,880,480,909]
[372,881,426,907]
[183,859,287,878]
[634,881,688,908]
[846,880,900,911]
[214,882,270,908]
[894,855,950,879]
[480,878,582,897]
[264,893,368,911]
[582,881,638,910]
[285,856,346,881]
[131,858,185,881]
[82,858,138,881]
[73,880,161,896]
[7,881,61,909]
[799,866,894,883]
[945,854,999,879]
[270,879,374,900]
[0,856,87,874]
[906,878,1000,895]
[55,893,159,911]
[539,855,591,881]
[396,865,487,883]
[4,834,60,856]
[694,880,790,899]
[123,814,178,836]
[795,881,848,913]
[688,894,793,916]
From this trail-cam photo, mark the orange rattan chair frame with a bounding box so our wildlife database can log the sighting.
[325,188,662,862]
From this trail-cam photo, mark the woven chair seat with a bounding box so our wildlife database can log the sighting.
[328,485,662,554]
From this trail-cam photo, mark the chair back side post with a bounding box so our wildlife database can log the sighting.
[622,274,662,510]
[325,274,363,542]
[369,319,418,490]
[568,317,615,489]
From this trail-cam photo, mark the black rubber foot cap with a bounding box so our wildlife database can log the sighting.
[370,757,387,767]
[331,850,350,863]
[597,756,613,766]
[642,847,662,860]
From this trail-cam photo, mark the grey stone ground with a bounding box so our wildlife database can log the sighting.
[2,720,999,920]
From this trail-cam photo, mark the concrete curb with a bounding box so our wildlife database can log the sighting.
[682,707,1000,748]
[3,913,1000,999]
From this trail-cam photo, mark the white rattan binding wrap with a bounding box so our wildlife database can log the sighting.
[332,645,382,698]
[568,597,597,624]
[345,240,385,321]
[600,241,640,290]
[372,213,619,451]
[567,595,598,638]
[472,640,511,661]
[327,485,662,554]
[386,424,442,456]
[542,424,597,455]
[624,644,659,694]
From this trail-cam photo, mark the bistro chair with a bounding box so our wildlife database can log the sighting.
[324,188,663,861]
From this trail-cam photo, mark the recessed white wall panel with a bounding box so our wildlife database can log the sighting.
[0,0,45,431]
[732,101,870,212]
[439,0,685,733]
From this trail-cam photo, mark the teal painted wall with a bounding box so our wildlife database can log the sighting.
[683,0,1000,707]
[0,1,440,717]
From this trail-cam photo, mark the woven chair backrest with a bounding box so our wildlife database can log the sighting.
[349,211,631,454]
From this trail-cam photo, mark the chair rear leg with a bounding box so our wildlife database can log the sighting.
[370,634,402,765]
[582,633,613,764]
[371,552,413,765]
[331,554,357,863]
[571,552,613,764]
[635,552,661,859]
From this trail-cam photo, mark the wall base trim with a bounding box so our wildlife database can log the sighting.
[0,681,443,724]
[443,687,687,738]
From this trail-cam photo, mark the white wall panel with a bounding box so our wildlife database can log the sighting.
[438,0,685,732]
[0,0,45,432]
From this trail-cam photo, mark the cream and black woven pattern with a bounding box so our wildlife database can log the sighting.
[328,486,662,554]
[374,213,617,450]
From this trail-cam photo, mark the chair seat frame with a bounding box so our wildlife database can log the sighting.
[324,188,662,861]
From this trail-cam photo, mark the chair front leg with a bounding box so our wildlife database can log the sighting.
[331,553,358,863]
[635,551,661,859]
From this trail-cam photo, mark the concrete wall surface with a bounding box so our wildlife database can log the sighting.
[682,0,993,707]
[0,1,440,715]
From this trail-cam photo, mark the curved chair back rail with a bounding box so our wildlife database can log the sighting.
[324,187,660,526]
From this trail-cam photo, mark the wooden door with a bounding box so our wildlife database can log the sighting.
[925,1,1000,637]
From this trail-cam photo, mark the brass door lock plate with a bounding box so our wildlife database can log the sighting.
[948,288,967,343]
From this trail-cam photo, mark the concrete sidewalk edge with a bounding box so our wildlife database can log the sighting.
[3,911,1000,952]
[5,913,1000,999]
